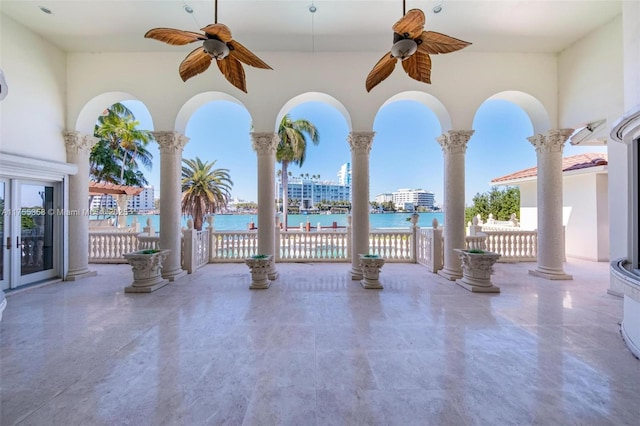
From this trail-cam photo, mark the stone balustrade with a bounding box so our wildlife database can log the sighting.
[278,231,350,262]
[87,217,542,271]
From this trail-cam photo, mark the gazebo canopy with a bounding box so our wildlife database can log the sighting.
[89,181,144,196]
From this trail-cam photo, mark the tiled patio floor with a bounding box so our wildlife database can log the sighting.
[1,259,638,425]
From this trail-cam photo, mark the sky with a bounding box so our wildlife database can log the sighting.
[121,99,606,206]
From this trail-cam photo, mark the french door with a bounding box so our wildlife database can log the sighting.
[1,179,60,290]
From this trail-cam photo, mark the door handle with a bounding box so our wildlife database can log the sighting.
[5,237,10,250]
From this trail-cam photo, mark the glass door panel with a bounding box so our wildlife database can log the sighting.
[19,184,56,281]
[0,180,8,290]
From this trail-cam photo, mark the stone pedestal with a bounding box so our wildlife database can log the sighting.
[437,131,473,281]
[454,249,501,293]
[528,129,574,280]
[349,132,374,280]
[64,131,97,281]
[252,132,279,281]
[359,254,385,289]
[154,131,189,282]
[123,249,171,293]
[245,255,272,289]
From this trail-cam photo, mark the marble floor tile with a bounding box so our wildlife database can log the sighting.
[1,260,638,425]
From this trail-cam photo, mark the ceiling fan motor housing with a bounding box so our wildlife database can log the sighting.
[203,38,230,60]
[391,38,418,60]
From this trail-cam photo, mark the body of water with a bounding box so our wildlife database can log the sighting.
[125,212,445,231]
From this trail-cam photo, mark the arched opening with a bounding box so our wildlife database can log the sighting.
[469,98,535,211]
[275,94,351,230]
[80,96,156,227]
[181,100,254,230]
[371,95,446,228]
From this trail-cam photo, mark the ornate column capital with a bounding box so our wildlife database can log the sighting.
[527,129,574,153]
[348,132,375,155]
[436,130,474,155]
[64,131,97,155]
[251,132,278,155]
[153,131,189,154]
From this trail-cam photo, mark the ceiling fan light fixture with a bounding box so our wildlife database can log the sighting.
[432,5,442,14]
[183,4,194,14]
[309,4,317,13]
[390,39,418,60]
[203,38,230,60]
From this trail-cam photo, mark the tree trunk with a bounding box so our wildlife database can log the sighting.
[282,161,289,231]
[120,151,128,183]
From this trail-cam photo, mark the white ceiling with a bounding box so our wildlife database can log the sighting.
[1,0,623,54]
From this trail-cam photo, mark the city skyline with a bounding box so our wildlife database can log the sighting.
[121,99,606,205]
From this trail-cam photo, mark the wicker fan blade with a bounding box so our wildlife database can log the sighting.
[228,40,272,69]
[366,52,398,92]
[401,50,432,84]
[217,56,247,92]
[392,9,425,39]
[144,28,205,45]
[201,23,233,42]
[179,47,213,82]
[418,31,472,55]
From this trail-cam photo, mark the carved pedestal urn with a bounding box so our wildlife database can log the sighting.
[123,249,171,293]
[454,249,501,293]
[359,254,385,289]
[245,254,272,289]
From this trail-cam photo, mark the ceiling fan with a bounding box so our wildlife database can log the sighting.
[366,1,471,92]
[144,0,272,92]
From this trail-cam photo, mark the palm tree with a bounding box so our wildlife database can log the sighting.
[276,114,319,230]
[181,157,233,230]
[92,103,154,186]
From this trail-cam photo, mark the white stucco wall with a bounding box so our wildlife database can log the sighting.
[595,173,610,261]
[516,170,609,262]
[558,14,626,262]
[0,14,67,162]
[65,51,558,135]
[563,171,609,261]
[558,15,623,129]
[518,180,538,231]
[622,2,640,110]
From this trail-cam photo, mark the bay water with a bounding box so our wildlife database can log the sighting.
[126,212,445,231]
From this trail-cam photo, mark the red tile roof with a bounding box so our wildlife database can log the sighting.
[491,153,608,184]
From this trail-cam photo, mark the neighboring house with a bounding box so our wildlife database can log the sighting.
[492,153,609,261]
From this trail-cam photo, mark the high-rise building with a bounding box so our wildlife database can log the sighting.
[337,162,351,186]
[277,166,351,209]
[374,193,394,204]
[391,188,435,210]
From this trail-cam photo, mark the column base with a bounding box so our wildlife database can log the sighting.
[125,279,170,293]
[250,280,271,290]
[528,268,573,280]
[438,268,462,281]
[350,267,363,281]
[268,262,279,280]
[162,268,187,282]
[361,279,383,290]
[65,269,97,281]
[456,278,500,293]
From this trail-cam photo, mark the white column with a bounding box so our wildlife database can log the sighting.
[437,130,473,281]
[528,129,574,280]
[348,132,374,280]
[252,132,279,280]
[154,131,189,281]
[64,131,97,281]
